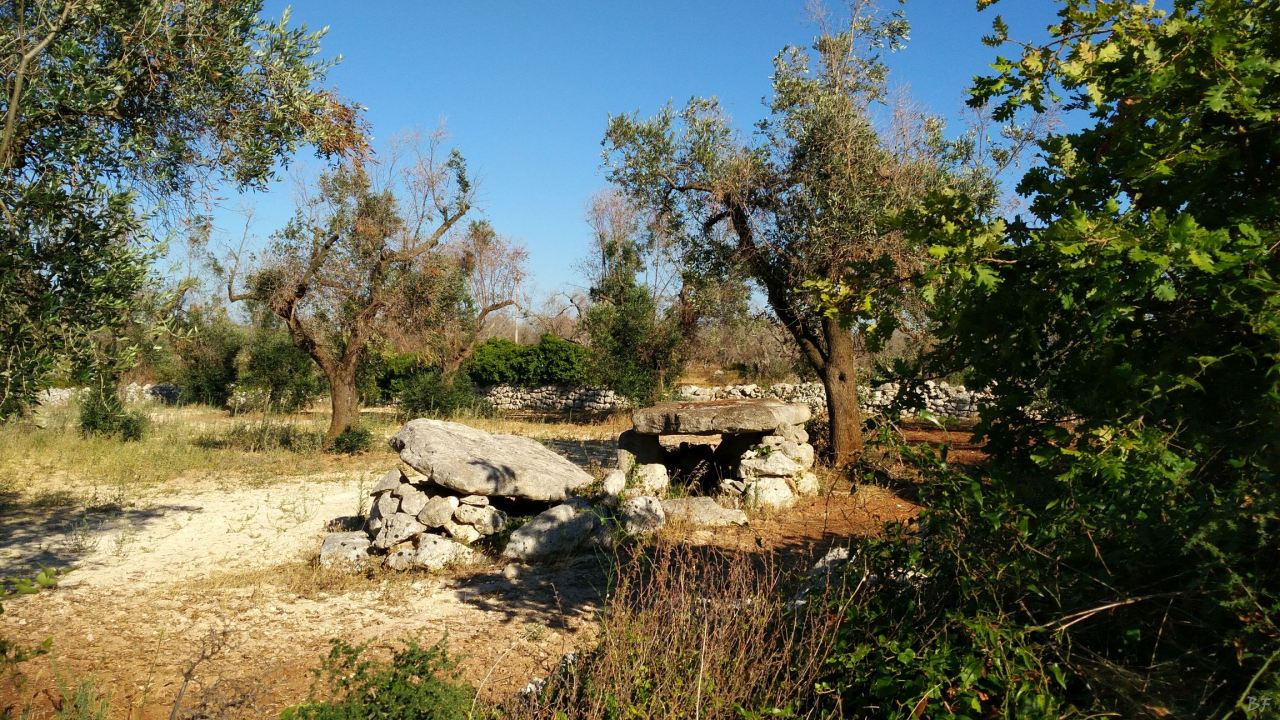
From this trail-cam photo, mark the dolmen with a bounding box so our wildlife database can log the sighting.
[618,398,820,510]
[321,419,601,570]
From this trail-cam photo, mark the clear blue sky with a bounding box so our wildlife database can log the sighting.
[216,1,1065,298]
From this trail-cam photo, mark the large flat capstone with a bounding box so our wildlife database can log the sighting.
[390,419,593,502]
[631,399,811,436]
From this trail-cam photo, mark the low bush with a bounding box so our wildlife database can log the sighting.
[329,425,373,455]
[173,308,245,408]
[77,384,147,441]
[357,351,427,405]
[398,369,488,419]
[236,330,326,413]
[465,334,590,388]
[281,639,473,720]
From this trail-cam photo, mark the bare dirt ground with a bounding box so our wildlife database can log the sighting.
[0,414,975,719]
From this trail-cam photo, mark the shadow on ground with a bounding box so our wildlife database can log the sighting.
[0,492,201,578]
[449,552,613,630]
[540,439,616,470]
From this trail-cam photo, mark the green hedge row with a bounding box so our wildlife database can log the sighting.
[464,334,590,388]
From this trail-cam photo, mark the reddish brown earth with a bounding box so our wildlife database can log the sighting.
[0,424,981,719]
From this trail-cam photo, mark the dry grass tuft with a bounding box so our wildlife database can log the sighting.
[511,540,850,719]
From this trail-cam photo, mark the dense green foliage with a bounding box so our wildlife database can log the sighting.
[581,278,681,404]
[579,222,684,403]
[236,330,327,413]
[820,2,1280,717]
[78,383,147,441]
[465,335,590,388]
[397,369,486,419]
[164,308,325,413]
[328,425,373,455]
[0,0,359,420]
[281,639,472,720]
[170,308,246,407]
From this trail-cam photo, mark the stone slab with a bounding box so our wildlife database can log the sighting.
[632,399,811,436]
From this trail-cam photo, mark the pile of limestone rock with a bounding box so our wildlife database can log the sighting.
[319,397,820,572]
[320,418,601,571]
[618,398,820,510]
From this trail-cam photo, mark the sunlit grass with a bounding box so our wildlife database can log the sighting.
[0,400,626,504]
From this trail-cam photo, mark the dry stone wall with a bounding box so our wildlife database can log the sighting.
[678,380,990,420]
[479,385,631,414]
[478,380,990,421]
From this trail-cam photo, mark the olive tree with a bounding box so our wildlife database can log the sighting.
[603,3,956,465]
[228,139,523,441]
[0,0,362,417]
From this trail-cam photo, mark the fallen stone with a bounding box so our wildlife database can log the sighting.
[386,534,477,572]
[739,450,803,478]
[374,512,428,550]
[633,463,670,495]
[443,520,482,544]
[383,542,417,571]
[319,531,371,569]
[619,496,665,534]
[454,504,507,536]
[391,419,593,501]
[632,399,811,435]
[370,468,404,495]
[502,503,602,562]
[744,477,796,510]
[661,497,749,527]
[416,495,457,528]
[396,485,429,516]
[459,494,489,507]
[601,469,626,500]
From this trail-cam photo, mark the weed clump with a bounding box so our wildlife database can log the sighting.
[78,385,147,441]
[281,639,472,720]
[329,425,373,454]
[512,541,848,719]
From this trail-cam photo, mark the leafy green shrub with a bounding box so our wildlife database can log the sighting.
[527,333,590,387]
[816,3,1280,717]
[281,639,473,720]
[329,425,373,455]
[174,308,245,407]
[237,330,326,413]
[77,384,147,441]
[465,338,526,386]
[398,369,487,419]
[465,334,590,388]
[581,283,682,404]
[357,351,426,405]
